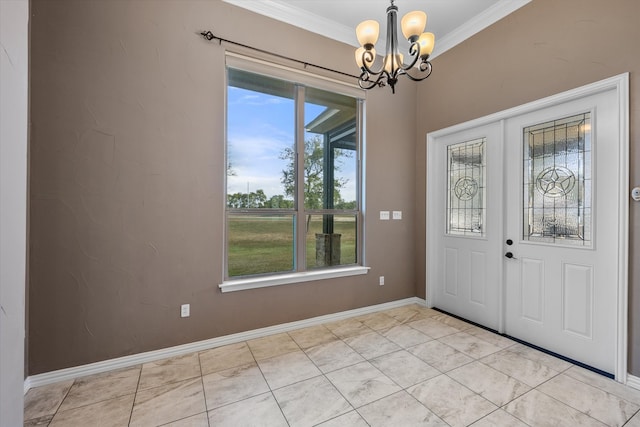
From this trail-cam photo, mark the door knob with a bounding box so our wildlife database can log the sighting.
[505,252,516,259]
[506,239,513,245]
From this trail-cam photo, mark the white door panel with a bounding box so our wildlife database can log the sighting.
[429,122,503,330]
[504,89,619,373]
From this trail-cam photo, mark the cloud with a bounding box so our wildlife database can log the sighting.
[228,135,291,164]
[227,171,286,199]
[229,91,289,107]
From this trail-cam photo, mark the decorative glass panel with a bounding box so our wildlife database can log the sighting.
[523,113,591,246]
[447,138,486,236]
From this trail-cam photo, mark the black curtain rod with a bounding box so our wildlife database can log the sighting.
[199,30,360,81]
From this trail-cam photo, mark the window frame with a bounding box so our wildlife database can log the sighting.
[220,54,369,292]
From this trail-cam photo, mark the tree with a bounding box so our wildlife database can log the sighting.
[266,194,294,209]
[227,161,236,176]
[334,199,356,210]
[227,189,267,208]
[279,135,353,209]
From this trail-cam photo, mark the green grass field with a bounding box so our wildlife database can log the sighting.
[227,215,357,277]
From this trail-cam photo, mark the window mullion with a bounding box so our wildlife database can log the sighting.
[356,98,365,266]
[295,84,306,272]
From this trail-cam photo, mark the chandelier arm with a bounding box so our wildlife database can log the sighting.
[398,41,422,72]
[360,50,386,76]
[403,62,433,82]
[358,71,386,89]
[419,60,432,73]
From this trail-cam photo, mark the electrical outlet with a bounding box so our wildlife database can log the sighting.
[392,211,402,220]
[379,276,385,286]
[380,211,390,220]
[181,304,190,318]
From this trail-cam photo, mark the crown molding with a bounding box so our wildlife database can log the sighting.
[432,0,531,58]
[223,0,531,59]
[223,0,356,46]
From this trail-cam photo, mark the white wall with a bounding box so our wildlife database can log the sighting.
[0,0,29,425]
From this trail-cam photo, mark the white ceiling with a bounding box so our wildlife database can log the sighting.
[222,0,530,58]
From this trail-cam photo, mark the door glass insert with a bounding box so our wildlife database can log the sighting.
[447,138,486,236]
[523,112,591,246]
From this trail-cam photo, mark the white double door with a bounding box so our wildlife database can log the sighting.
[427,77,626,376]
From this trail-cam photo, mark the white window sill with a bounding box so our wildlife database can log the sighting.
[219,266,370,293]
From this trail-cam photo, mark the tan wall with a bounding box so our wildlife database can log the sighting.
[28,0,418,374]
[415,0,640,373]
[32,0,640,378]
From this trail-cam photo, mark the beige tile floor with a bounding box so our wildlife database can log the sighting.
[24,305,640,426]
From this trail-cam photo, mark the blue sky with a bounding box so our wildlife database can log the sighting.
[227,86,357,202]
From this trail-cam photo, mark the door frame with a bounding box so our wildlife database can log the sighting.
[426,73,629,382]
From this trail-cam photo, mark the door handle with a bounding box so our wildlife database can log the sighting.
[505,252,517,259]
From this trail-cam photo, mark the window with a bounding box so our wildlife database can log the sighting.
[225,61,364,284]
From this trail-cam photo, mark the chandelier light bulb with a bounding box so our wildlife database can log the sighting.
[401,11,427,41]
[384,53,403,74]
[356,20,380,47]
[418,32,435,58]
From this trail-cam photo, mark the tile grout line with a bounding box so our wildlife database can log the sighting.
[314,314,433,423]
[288,317,392,424]
[36,368,141,423]
[195,348,212,427]
[255,333,296,426]
[348,312,479,424]
[562,365,640,407]
[431,323,538,425]
[531,373,638,427]
[126,365,143,426]
[404,316,549,425]
[524,387,611,427]
[306,322,367,425]
[472,340,595,424]
[449,323,635,426]
[623,409,640,427]
[198,340,292,423]
[43,377,75,424]
[408,320,536,426]
[290,325,360,423]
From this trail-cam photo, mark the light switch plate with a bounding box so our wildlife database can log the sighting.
[181,304,190,318]
[380,211,390,220]
[392,211,402,220]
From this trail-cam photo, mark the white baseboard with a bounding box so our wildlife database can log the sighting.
[626,374,640,391]
[24,297,426,393]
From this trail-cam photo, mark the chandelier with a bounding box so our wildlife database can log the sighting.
[355,0,435,94]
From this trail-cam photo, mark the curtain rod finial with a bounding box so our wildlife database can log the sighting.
[200,30,215,41]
